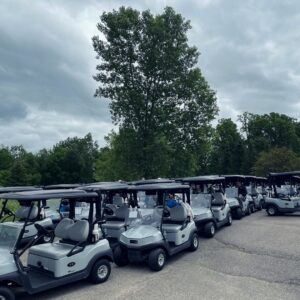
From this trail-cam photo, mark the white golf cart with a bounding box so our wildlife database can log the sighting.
[223,175,253,219]
[0,186,59,245]
[80,182,131,248]
[0,189,113,300]
[264,172,300,216]
[113,183,198,271]
[245,176,267,212]
[180,176,232,237]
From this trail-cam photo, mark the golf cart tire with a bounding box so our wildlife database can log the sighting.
[250,204,255,213]
[245,205,251,216]
[0,286,15,300]
[204,222,215,238]
[113,245,129,267]
[235,208,243,220]
[257,201,263,211]
[226,213,233,226]
[89,259,111,284]
[148,248,166,271]
[266,205,278,216]
[189,233,199,251]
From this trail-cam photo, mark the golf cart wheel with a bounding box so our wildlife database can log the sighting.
[245,205,251,216]
[148,248,166,271]
[257,201,263,211]
[189,233,199,251]
[204,222,215,238]
[266,205,278,216]
[90,259,111,284]
[250,204,255,213]
[0,286,15,300]
[235,208,243,220]
[113,245,129,267]
[226,213,233,226]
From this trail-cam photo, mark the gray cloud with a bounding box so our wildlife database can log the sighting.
[0,0,300,151]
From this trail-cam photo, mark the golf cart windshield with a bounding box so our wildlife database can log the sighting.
[190,193,211,209]
[128,192,162,228]
[0,223,20,250]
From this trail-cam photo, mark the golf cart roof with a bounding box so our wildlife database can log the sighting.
[1,189,98,201]
[179,175,225,183]
[129,182,190,192]
[269,171,300,177]
[0,186,41,194]
[79,182,130,192]
[269,171,300,184]
[256,177,267,181]
[222,175,245,183]
[44,184,81,190]
[130,178,174,185]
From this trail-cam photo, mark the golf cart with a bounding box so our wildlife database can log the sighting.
[0,186,60,245]
[114,183,198,271]
[80,182,130,248]
[0,187,41,223]
[264,172,300,216]
[0,189,113,300]
[223,175,252,219]
[245,176,267,212]
[180,176,232,237]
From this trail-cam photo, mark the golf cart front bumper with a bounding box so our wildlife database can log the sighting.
[119,240,166,263]
[0,271,22,286]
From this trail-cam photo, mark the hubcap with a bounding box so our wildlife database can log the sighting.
[158,253,165,267]
[0,295,6,300]
[229,215,232,223]
[97,264,108,279]
[211,225,215,235]
[193,237,198,247]
[268,207,275,215]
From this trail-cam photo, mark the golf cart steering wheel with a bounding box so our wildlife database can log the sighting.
[3,207,15,217]
[34,223,51,236]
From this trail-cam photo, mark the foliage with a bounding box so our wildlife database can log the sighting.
[253,147,300,176]
[209,119,245,175]
[93,6,218,178]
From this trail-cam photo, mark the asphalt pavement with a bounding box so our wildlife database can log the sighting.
[18,211,300,300]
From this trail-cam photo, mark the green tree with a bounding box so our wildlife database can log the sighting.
[93,6,218,178]
[253,147,300,176]
[239,112,300,172]
[0,147,14,185]
[38,134,98,185]
[210,119,245,175]
[5,146,41,186]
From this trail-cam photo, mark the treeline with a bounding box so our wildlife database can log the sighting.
[1,112,300,187]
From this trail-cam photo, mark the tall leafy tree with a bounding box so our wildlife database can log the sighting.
[93,6,218,178]
[38,133,98,185]
[239,112,300,172]
[210,119,245,175]
[253,147,300,176]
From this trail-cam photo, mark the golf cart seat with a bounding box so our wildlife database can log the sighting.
[28,218,89,260]
[102,205,129,238]
[162,205,188,233]
[15,206,38,221]
[211,193,225,211]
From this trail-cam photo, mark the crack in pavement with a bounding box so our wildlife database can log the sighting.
[213,237,300,262]
[192,260,300,287]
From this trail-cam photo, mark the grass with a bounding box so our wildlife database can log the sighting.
[0,200,20,222]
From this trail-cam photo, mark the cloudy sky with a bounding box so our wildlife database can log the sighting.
[0,0,300,152]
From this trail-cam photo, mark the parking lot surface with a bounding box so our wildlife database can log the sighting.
[18,211,300,300]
